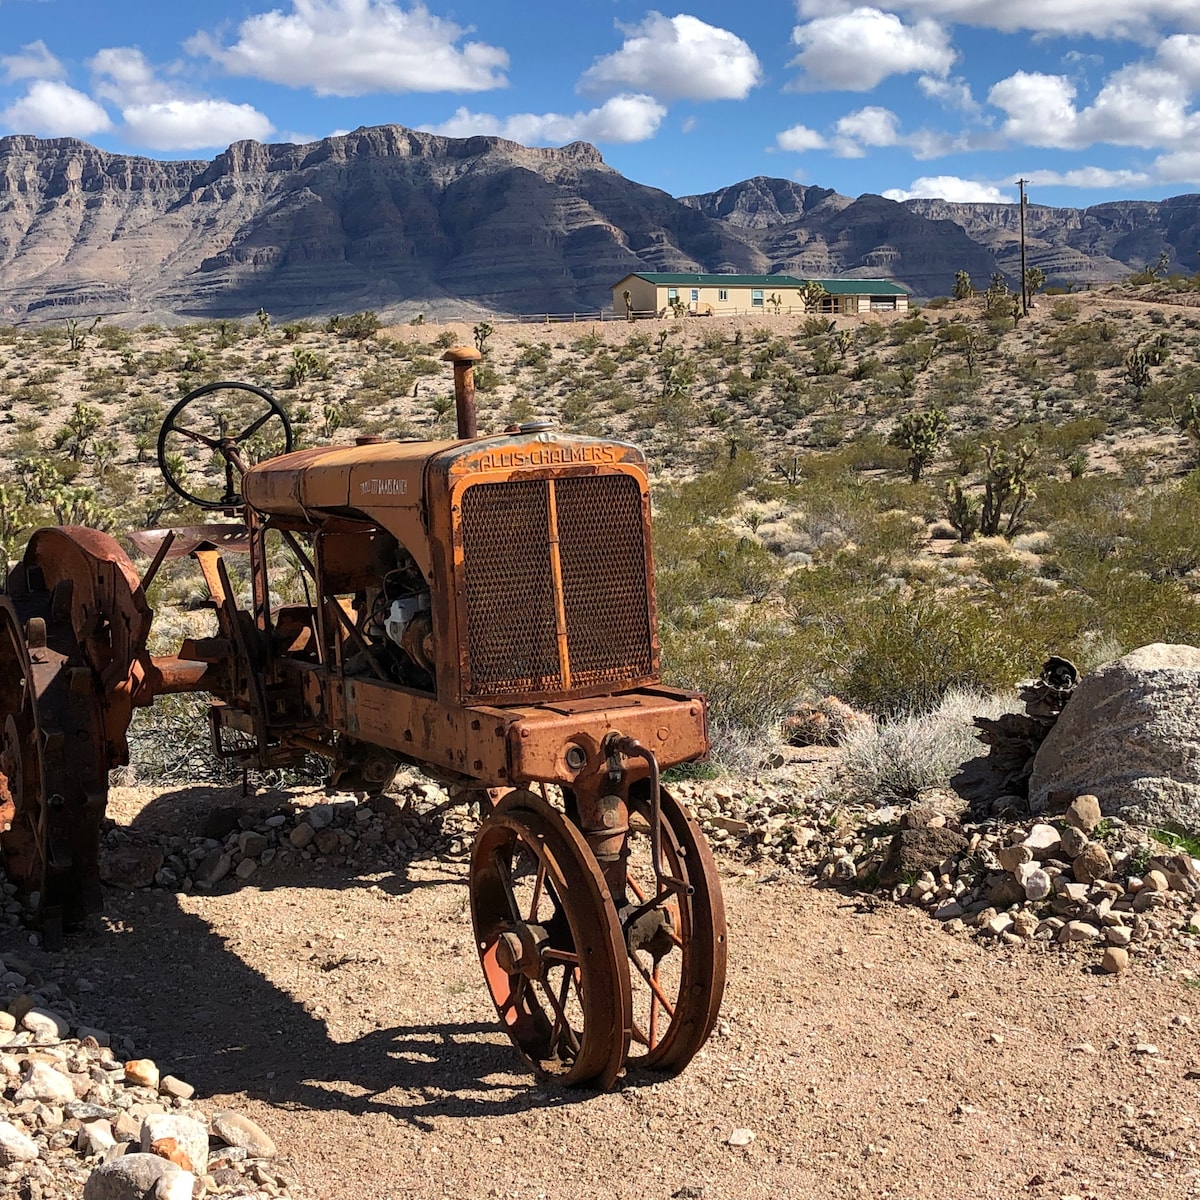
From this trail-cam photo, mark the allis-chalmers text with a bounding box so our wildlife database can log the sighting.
[473,445,618,471]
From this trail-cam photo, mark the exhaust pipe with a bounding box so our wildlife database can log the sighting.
[442,346,482,439]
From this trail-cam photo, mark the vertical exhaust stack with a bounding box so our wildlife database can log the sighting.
[442,346,482,439]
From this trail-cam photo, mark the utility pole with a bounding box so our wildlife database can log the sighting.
[1017,178,1029,316]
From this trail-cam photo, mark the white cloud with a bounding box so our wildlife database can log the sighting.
[0,80,112,138]
[1151,148,1200,183]
[189,0,508,97]
[918,74,980,117]
[776,123,827,153]
[988,62,1200,150]
[87,45,275,150]
[794,0,1200,39]
[90,47,174,106]
[1024,166,1151,187]
[790,8,954,91]
[1,40,65,84]
[883,175,1014,202]
[579,12,761,101]
[421,94,666,146]
[832,105,902,156]
[122,100,274,150]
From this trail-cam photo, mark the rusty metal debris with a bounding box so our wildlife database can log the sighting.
[0,351,726,1086]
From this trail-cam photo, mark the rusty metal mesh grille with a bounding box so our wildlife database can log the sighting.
[460,473,655,697]
[460,480,562,695]
[555,475,654,688]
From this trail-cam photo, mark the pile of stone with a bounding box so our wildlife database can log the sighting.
[0,969,297,1199]
[99,777,476,897]
[683,777,1200,972]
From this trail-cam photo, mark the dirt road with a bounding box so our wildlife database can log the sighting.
[18,785,1195,1200]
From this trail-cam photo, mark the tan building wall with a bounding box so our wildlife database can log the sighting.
[611,276,909,317]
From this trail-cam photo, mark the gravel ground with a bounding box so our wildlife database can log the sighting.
[4,783,1200,1200]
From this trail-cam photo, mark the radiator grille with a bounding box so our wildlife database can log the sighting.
[459,472,654,698]
[555,475,654,688]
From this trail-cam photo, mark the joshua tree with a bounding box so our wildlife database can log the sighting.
[473,322,494,356]
[1124,345,1152,401]
[890,408,948,483]
[953,270,973,300]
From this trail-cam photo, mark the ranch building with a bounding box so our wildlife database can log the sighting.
[611,273,910,318]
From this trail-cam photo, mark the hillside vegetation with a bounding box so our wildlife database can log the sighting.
[3,284,1200,769]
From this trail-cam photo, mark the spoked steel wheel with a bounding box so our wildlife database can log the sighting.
[0,578,109,944]
[470,791,631,1089]
[619,785,727,1073]
[0,599,46,912]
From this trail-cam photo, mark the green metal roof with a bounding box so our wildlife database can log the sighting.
[621,273,807,287]
[619,273,908,295]
[816,279,908,295]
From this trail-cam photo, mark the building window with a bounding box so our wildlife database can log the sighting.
[869,296,897,311]
[718,289,728,301]
[690,288,699,302]
[751,289,764,307]
[667,287,679,302]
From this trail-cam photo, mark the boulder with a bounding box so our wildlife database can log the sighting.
[878,827,968,888]
[83,1153,192,1200]
[1029,644,1200,832]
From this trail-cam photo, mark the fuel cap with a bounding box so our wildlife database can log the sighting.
[518,419,554,433]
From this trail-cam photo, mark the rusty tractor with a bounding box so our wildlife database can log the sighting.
[0,348,726,1089]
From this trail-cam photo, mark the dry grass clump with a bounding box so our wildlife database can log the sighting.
[838,688,1010,801]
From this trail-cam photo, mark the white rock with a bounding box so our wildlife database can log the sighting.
[0,1120,39,1164]
[727,1128,755,1147]
[78,1119,116,1156]
[210,1110,276,1158]
[1022,868,1052,902]
[21,1007,69,1041]
[82,1153,192,1200]
[1023,824,1061,856]
[1058,920,1102,943]
[15,1061,76,1104]
[140,1113,208,1174]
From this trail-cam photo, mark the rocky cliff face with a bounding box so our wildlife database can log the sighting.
[903,195,1200,285]
[1,128,1197,320]
[0,127,761,321]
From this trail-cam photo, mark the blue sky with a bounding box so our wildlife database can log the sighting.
[1,0,1199,206]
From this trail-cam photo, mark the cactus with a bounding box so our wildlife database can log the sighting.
[1023,266,1046,298]
[979,442,1035,538]
[799,281,828,313]
[53,402,103,461]
[1124,345,1152,401]
[890,408,948,482]
[944,481,979,542]
[473,322,494,356]
[953,270,973,300]
[1175,392,1200,442]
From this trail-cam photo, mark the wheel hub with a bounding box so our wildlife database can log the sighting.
[624,904,676,962]
[494,922,549,979]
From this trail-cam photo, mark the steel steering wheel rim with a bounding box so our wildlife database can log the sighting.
[157,380,293,511]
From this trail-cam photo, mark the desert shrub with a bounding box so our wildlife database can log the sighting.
[661,615,812,770]
[820,591,1030,716]
[839,688,1010,800]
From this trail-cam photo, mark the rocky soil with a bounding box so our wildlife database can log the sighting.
[0,770,1198,1199]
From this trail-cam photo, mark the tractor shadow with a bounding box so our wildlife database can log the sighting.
[5,782,618,1129]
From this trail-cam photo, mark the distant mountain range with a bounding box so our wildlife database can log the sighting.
[0,125,1197,322]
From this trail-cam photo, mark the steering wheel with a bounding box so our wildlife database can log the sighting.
[157,381,293,511]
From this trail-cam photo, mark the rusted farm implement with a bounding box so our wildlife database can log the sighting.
[0,349,726,1088]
